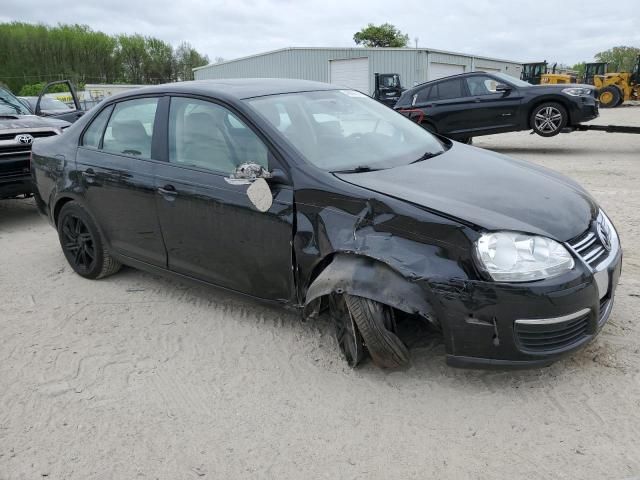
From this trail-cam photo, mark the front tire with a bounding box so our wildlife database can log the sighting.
[344,295,409,368]
[599,86,621,108]
[530,102,568,137]
[57,202,121,279]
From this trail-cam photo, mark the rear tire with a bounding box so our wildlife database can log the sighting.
[343,295,409,369]
[530,102,567,137]
[599,86,621,108]
[57,202,121,280]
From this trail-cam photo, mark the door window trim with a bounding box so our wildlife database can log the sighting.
[162,94,290,179]
[77,94,164,162]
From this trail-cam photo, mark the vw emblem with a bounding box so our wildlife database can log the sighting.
[15,134,34,145]
[597,218,612,251]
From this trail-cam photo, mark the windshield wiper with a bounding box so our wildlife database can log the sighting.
[332,165,381,174]
[411,150,444,164]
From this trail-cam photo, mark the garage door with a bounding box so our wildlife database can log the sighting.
[329,58,369,94]
[429,63,465,80]
[477,67,502,73]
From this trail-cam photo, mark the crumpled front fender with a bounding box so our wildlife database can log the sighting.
[303,254,435,320]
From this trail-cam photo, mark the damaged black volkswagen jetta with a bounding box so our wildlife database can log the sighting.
[31,79,622,369]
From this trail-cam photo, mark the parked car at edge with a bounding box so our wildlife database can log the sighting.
[31,79,621,369]
[20,96,74,115]
[0,86,69,199]
[394,72,599,142]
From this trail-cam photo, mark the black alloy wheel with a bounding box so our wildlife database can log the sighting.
[60,213,96,274]
[57,202,121,279]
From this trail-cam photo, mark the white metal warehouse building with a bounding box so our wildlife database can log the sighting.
[193,47,522,95]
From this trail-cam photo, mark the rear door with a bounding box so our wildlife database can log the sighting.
[75,97,166,266]
[413,78,475,135]
[153,96,294,301]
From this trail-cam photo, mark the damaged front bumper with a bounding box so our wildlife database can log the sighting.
[431,247,622,369]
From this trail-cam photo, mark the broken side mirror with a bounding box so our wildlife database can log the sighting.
[226,162,272,185]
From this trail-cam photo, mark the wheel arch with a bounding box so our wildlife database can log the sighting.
[527,96,571,128]
[303,253,436,322]
[52,195,77,226]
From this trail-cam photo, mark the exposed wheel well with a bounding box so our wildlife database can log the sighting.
[303,253,437,323]
[52,197,75,226]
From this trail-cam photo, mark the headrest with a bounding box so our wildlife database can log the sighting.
[112,120,148,142]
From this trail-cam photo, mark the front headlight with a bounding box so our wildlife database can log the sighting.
[562,87,592,96]
[475,232,574,282]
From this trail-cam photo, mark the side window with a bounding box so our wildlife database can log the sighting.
[169,97,269,174]
[435,79,464,100]
[465,76,498,96]
[102,98,158,158]
[81,105,113,148]
[413,86,432,105]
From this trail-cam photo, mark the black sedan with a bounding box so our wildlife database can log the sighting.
[394,72,599,142]
[31,79,621,369]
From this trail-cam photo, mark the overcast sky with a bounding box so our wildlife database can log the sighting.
[2,0,639,66]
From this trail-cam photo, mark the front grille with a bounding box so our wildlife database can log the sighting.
[515,311,590,352]
[0,130,58,178]
[569,230,607,266]
[568,212,612,267]
[0,131,57,141]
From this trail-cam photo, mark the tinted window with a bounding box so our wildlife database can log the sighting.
[81,105,113,148]
[102,98,158,158]
[414,86,431,104]
[169,97,268,174]
[433,79,464,100]
[465,76,499,96]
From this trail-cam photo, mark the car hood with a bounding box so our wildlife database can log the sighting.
[335,143,597,242]
[0,115,69,131]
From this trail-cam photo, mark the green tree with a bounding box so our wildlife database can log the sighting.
[117,34,148,84]
[0,22,210,92]
[18,81,75,96]
[144,37,175,83]
[353,23,409,48]
[572,62,586,79]
[595,46,640,72]
[174,41,209,81]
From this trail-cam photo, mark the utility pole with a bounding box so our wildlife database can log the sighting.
[414,37,419,49]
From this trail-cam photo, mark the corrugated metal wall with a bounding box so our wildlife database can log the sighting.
[194,48,522,94]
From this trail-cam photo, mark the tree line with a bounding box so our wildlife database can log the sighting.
[0,22,210,93]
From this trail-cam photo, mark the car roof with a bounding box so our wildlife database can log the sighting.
[108,78,340,102]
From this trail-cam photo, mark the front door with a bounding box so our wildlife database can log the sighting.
[459,75,522,133]
[75,97,166,266]
[154,96,294,301]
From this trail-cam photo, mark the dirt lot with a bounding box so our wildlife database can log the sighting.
[1,107,639,480]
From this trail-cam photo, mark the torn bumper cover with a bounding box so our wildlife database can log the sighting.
[304,246,622,369]
[437,249,622,368]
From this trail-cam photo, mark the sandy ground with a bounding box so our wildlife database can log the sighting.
[1,107,640,480]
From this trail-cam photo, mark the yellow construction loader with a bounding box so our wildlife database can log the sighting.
[594,55,640,108]
[521,62,576,85]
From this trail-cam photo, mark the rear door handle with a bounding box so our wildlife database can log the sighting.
[158,184,178,197]
[82,168,96,183]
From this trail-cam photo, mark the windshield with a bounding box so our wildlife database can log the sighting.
[494,72,531,87]
[247,89,444,172]
[0,88,31,115]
